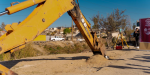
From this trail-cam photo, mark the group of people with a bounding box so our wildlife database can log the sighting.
[133,28,140,49]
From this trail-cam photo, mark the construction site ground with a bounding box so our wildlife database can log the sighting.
[0,46,150,75]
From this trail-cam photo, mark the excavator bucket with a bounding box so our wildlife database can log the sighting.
[0,64,18,75]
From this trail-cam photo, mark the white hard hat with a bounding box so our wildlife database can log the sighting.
[135,27,140,30]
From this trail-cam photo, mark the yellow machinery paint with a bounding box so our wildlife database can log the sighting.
[0,64,18,75]
[6,0,45,14]
[0,0,107,75]
[33,35,46,41]
[0,0,75,54]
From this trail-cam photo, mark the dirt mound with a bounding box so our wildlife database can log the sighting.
[86,55,108,66]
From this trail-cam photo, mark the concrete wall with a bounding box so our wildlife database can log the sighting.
[46,36,50,41]
[140,42,150,50]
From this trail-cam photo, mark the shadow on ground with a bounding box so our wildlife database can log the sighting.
[0,55,124,70]
[0,56,90,69]
[106,49,137,51]
[107,53,150,74]
[115,49,138,51]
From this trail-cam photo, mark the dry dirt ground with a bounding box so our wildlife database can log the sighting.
[0,46,150,75]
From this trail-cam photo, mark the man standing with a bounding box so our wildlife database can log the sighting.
[134,28,140,49]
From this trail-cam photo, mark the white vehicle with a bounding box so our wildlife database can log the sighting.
[50,36,65,41]
[77,38,85,41]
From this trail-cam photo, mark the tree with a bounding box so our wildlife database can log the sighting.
[132,24,136,30]
[97,9,127,32]
[92,25,99,29]
[63,28,71,38]
[126,16,132,30]
[47,33,50,35]
[91,16,99,29]
[63,28,71,34]
[124,16,134,40]
[91,8,128,48]
[0,22,6,31]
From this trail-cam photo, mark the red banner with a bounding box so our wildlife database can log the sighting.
[140,18,150,42]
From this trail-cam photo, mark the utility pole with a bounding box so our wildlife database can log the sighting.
[71,19,73,41]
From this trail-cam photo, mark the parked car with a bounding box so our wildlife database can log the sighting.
[50,36,65,41]
[77,38,85,41]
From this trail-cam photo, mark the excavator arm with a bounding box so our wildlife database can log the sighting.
[68,5,106,55]
[0,0,108,75]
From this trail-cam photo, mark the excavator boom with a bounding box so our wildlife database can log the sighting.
[0,0,108,75]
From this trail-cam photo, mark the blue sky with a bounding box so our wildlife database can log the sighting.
[0,0,150,28]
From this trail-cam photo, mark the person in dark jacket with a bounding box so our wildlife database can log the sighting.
[133,28,140,49]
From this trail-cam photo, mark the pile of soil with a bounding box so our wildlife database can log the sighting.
[86,55,109,66]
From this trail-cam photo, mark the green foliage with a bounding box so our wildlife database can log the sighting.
[57,46,61,50]
[11,43,42,60]
[0,43,43,61]
[47,33,50,35]
[49,48,53,50]
[63,28,71,34]
[44,42,90,54]
[0,42,90,61]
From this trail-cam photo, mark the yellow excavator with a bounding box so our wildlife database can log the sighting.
[0,0,109,75]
